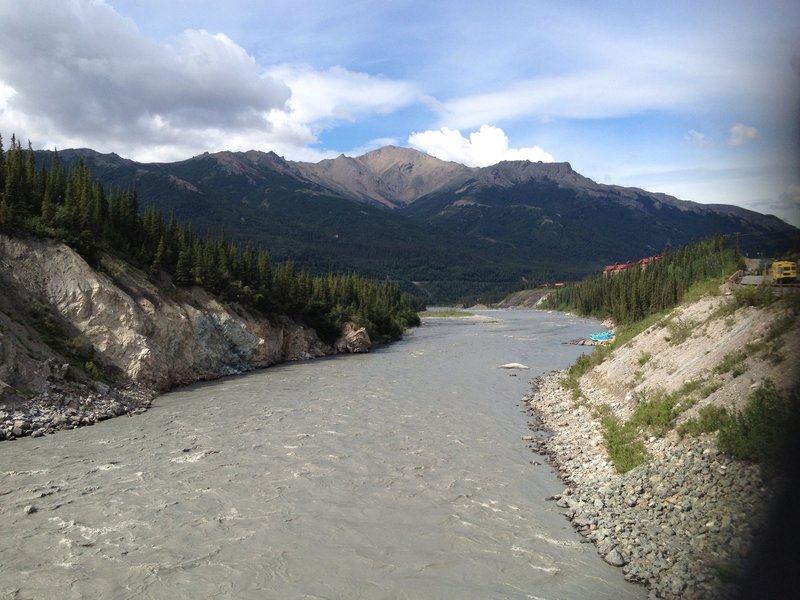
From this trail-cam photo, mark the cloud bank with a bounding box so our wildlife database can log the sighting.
[0,0,419,162]
[408,125,554,167]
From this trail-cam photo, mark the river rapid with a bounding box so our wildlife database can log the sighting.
[1,310,645,599]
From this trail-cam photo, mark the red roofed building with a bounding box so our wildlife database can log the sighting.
[603,255,662,277]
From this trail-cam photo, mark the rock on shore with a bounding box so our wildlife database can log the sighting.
[525,372,770,600]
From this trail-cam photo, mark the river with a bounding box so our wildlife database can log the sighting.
[0,310,644,599]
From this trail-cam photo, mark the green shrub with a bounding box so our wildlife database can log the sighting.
[637,351,652,366]
[64,336,95,363]
[733,285,775,309]
[630,389,681,437]
[666,317,695,345]
[600,408,648,473]
[717,380,795,475]
[678,405,732,437]
[699,380,723,398]
[715,348,748,377]
[83,360,107,382]
[560,375,584,402]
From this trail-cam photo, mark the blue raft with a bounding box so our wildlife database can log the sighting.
[590,330,615,342]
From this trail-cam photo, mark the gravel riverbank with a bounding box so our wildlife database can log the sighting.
[525,371,771,600]
[0,379,155,441]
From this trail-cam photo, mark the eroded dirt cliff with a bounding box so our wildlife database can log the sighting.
[0,234,360,439]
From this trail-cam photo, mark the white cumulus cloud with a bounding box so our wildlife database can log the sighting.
[728,123,759,146]
[408,125,554,167]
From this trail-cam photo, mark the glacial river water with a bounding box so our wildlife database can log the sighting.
[0,310,645,599]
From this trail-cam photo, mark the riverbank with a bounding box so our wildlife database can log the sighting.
[0,309,648,600]
[522,290,800,599]
[0,233,372,442]
[525,372,768,599]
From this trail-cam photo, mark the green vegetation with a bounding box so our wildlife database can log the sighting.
[629,389,682,437]
[717,381,795,475]
[26,300,108,381]
[677,405,730,437]
[714,348,749,377]
[33,144,796,306]
[560,346,611,401]
[676,380,797,477]
[664,316,696,345]
[713,304,798,377]
[420,309,474,318]
[597,377,732,472]
[541,236,742,325]
[0,133,421,345]
[597,405,649,473]
[546,232,799,474]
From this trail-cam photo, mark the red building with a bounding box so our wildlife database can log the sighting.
[603,255,662,277]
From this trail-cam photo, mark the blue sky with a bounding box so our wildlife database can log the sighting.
[0,0,798,225]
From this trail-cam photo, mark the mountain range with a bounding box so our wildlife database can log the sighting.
[35,146,799,303]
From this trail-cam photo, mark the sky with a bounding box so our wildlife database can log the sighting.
[0,0,798,226]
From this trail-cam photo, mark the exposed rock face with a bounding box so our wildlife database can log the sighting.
[335,322,372,353]
[0,233,336,438]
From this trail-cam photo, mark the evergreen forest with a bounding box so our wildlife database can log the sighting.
[540,236,743,324]
[0,134,421,342]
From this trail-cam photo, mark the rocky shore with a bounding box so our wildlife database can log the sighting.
[0,380,154,441]
[525,371,770,600]
[1,323,372,443]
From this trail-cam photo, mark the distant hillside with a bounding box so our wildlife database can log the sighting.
[35,146,799,304]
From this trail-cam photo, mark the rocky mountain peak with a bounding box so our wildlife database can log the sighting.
[293,146,473,208]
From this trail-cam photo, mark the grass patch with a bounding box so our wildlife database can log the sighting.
[682,276,724,303]
[613,310,667,347]
[560,346,611,401]
[569,346,610,378]
[560,374,584,402]
[637,351,652,366]
[699,380,723,398]
[764,311,798,342]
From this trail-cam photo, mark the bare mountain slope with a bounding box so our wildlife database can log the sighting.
[295,146,473,208]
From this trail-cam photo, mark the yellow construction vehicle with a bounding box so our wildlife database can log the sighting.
[771,260,797,283]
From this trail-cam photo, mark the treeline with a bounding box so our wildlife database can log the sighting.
[0,134,420,342]
[541,236,742,323]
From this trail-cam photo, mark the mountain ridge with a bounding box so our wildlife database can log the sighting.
[34,145,799,303]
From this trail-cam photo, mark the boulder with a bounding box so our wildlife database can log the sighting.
[335,322,372,353]
[603,547,627,567]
